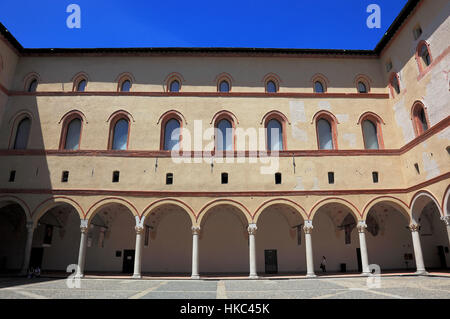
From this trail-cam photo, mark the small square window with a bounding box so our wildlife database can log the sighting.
[372,172,379,183]
[275,173,282,184]
[414,163,420,175]
[61,171,69,183]
[385,61,393,73]
[112,171,120,183]
[9,170,16,182]
[166,173,173,185]
[221,173,228,184]
[328,172,334,184]
[413,25,422,40]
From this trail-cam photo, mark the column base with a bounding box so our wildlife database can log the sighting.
[361,272,371,277]
[74,273,84,279]
[191,275,200,280]
[249,275,259,279]
[132,274,142,279]
[415,270,429,276]
[306,273,317,278]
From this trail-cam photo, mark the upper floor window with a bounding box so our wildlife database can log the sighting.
[362,120,379,150]
[263,73,281,93]
[216,119,233,151]
[314,81,325,93]
[164,118,181,151]
[416,41,432,74]
[13,118,31,150]
[266,119,283,151]
[389,73,400,95]
[357,81,367,93]
[219,80,230,93]
[420,45,431,67]
[317,119,334,150]
[412,102,429,136]
[76,79,87,92]
[169,80,180,92]
[413,24,422,40]
[266,80,277,93]
[111,119,129,150]
[27,79,38,92]
[120,80,132,92]
[63,118,82,150]
[385,60,393,73]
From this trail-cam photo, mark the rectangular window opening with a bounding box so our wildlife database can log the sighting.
[9,170,16,182]
[413,25,422,40]
[414,163,420,175]
[61,171,69,183]
[112,171,120,183]
[372,172,379,183]
[328,172,334,184]
[275,172,282,184]
[166,173,173,185]
[221,173,228,184]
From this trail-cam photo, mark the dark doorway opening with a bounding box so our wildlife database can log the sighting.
[437,246,448,269]
[264,249,278,274]
[30,247,44,269]
[356,248,362,272]
[122,249,135,274]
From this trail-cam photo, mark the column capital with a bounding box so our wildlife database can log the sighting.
[409,223,421,232]
[247,223,257,235]
[357,220,367,233]
[441,215,450,226]
[191,226,201,235]
[135,226,144,234]
[26,221,34,232]
[80,219,89,233]
[303,220,313,234]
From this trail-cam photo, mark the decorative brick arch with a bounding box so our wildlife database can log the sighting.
[23,72,40,92]
[362,196,411,222]
[116,72,135,92]
[410,100,430,137]
[410,190,443,223]
[358,111,385,149]
[415,40,433,74]
[8,110,33,149]
[312,110,339,150]
[261,110,290,151]
[212,110,237,152]
[71,72,89,92]
[58,110,86,150]
[311,73,329,93]
[253,198,308,224]
[215,72,233,92]
[140,198,196,226]
[309,197,361,222]
[196,199,253,225]
[85,197,139,224]
[262,73,282,93]
[354,74,372,93]
[388,72,401,97]
[158,110,185,151]
[0,195,32,221]
[165,72,184,92]
[32,196,85,226]
[107,110,133,150]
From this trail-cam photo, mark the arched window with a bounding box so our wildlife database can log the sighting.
[63,118,82,150]
[362,120,379,150]
[267,119,283,151]
[420,45,431,67]
[164,119,181,151]
[266,80,277,93]
[120,80,132,92]
[219,80,230,93]
[416,41,432,74]
[13,118,31,150]
[169,80,180,92]
[412,102,429,136]
[390,74,400,95]
[314,81,324,93]
[317,118,334,150]
[28,79,38,92]
[358,81,367,93]
[216,119,233,151]
[111,119,129,150]
[76,79,87,92]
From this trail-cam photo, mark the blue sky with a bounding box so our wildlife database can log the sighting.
[0,0,408,49]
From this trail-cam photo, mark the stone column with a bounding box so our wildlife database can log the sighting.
[357,221,370,276]
[410,223,427,275]
[303,220,316,278]
[248,223,258,279]
[441,216,450,246]
[76,219,89,278]
[132,225,144,279]
[20,221,35,275]
[191,226,200,279]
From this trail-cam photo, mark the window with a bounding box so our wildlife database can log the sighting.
[419,44,431,67]
[275,173,282,184]
[13,118,31,150]
[76,79,87,92]
[314,81,324,93]
[64,118,82,150]
[412,102,429,136]
[112,171,120,183]
[317,118,334,150]
[267,119,283,151]
[169,80,180,92]
[164,119,181,151]
[266,80,277,93]
[385,61,393,73]
[372,172,379,183]
[61,171,69,183]
[357,81,367,93]
[216,119,233,151]
[328,172,334,184]
[219,80,230,93]
[9,170,16,182]
[221,173,228,184]
[413,25,422,40]
[28,79,38,92]
[390,74,400,95]
[111,119,129,150]
[414,163,420,174]
[166,173,173,185]
[120,80,132,92]
[362,120,379,150]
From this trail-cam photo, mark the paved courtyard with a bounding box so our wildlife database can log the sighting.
[0,275,449,299]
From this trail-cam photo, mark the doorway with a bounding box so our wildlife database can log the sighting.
[30,247,44,269]
[122,250,135,273]
[264,249,278,274]
[437,246,448,269]
[356,248,362,272]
